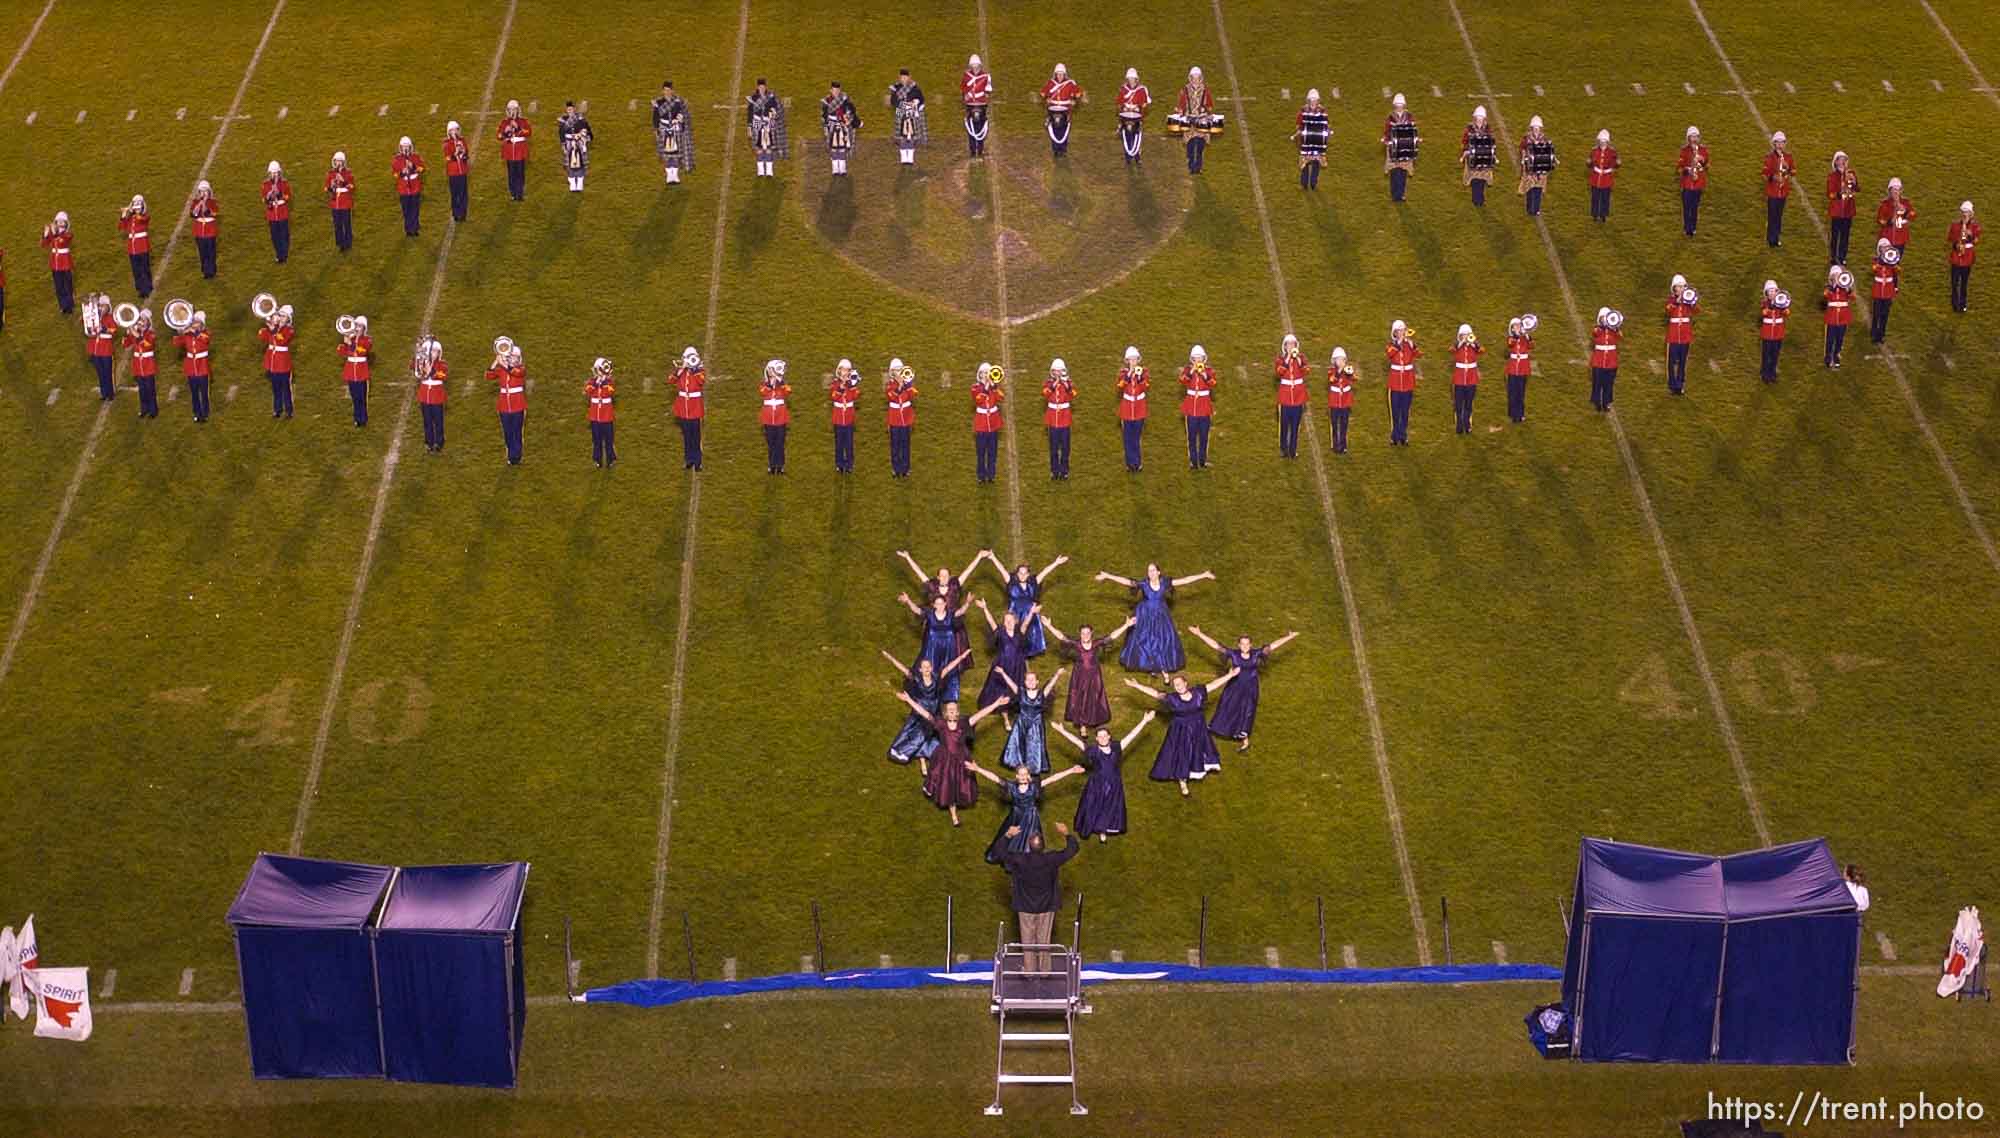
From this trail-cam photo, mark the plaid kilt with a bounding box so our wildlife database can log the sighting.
[749,102,790,159]
[893,103,929,148]
[656,121,696,171]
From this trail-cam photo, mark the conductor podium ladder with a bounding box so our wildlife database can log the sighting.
[986,921,1087,1117]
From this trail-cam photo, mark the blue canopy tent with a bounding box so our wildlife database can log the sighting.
[226,854,395,1079]
[1561,838,1859,1064]
[371,862,530,1088]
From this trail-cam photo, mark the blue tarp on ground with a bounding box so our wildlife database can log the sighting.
[226,854,394,1079]
[1561,837,1859,1065]
[373,863,529,1089]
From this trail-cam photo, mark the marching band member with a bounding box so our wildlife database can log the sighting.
[1826,151,1859,265]
[746,78,789,178]
[1175,67,1217,175]
[1762,131,1795,247]
[962,55,992,158]
[1589,307,1622,411]
[417,337,449,452]
[1117,69,1151,167]
[972,362,1003,483]
[1450,324,1481,434]
[653,81,695,184]
[1517,116,1556,217]
[760,358,791,474]
[119,195,153,298]
[1949,200,1980,313]
[259,304,296,419]
[1822,264,1855,368]
[261,160,292,262]
[324,151,356,252]
[1180,345,1217,469]
[820,82,861,176]
[1587,129,1618,222]
[488,341,526,464]
[1044,359,1075,479]
[1758,280,1788,383]
[1293,90,1328,190]
[885,358,918,478]
[124,307,159,419]
[1039,64,1082,160]
[173,309,211,422]
[1876,177,1915,260]
[587,357,617,468]
[1325,347,1355,454]
[1382,93,1420,202]
[558,100,594,192]
[83,292,116,399]
[889,70,927,167]
[392,138,426,236]
[830,358,860,473]
[673,346,706,471]
[1460,105,1496,207]
[42,211,74,312]
[1384,321,1418,444]
[443,121,472,221]
[1664,275,1699,396]
[189,181,220,279]
[1677,126,1708,237]
[1869,237,1900,344]
[499,99,531,200]
[1116,346,1148,471]
[1274,334,1309,458]
[339,315,373,427]
[1504,317,1533,423]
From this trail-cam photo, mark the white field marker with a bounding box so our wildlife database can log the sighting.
[328,104,339,116]
[1683,82,1696,94]
[1632,82,1646,95]
[1584,83,1594,96]
[178,968,194,996]
[1832,79,1845,92]
[166,385,179,401]
[126,108,136,121]
[429,102,439,115]
[1492,941,1508,964]
[1785,80,1797,93]
[1648,358,1664,374]
[1263,946,1281,968]
[956,953,971,965]
[627,97,638,111]
[1876,933,1897,961]
[276,105,287,119]
[1882,78,1895,93]
[800,954,814,973]
[1382,85,1392,100]
[1217,0,1430,965]
[1109,949,1124,963]
[643,376,655,395]
[527,99,538,113]
[567,958,582,988]
[1931,78,1944,92]
[1708,357,1722,373]
[376,103,388,116]
[74,108,84,123]
[176,106,186,120]
[721,957,737,980]
[1330,86,1340,100]
[1234,364,1248,384]
[99,969,117,998]
[1186,948,1201,966]
[1533,83,1544,96]
[1341,945,1358,968]
[1431,83,1443,98]
[938,369,952,390]
[225,384,239,401]
[1941,354,1954,371]
[878,954,893,969]
[459,377,474,396]
[21,110,32,124]
[44,388,58,405]
[1280,86,1290,100]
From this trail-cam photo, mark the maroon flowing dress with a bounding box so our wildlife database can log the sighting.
[1061,638,1112,727]
[924,720,980,809]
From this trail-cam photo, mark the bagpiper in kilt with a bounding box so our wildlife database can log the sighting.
[889,70,928,166]
[653,81,696,184]
[557,101,594,192]
[1116,69,1151,165]
[821,82,863,176]
[1517,116,1556,217]
[747,79,790,177]
[1382,93,1420,202]
[1461,106,1496,206]
[1294,90,1329,190]
[963,55,992,158]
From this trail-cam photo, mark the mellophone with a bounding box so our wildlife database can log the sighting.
[1165,112,1226,136]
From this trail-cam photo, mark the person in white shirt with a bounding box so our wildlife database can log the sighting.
[1844,864,1871,912]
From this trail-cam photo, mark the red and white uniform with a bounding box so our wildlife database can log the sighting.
[1587,145,1619,189]
[174,329,211,377]
[673,366,706,419]
[190,195,220,239]
[885,377,918,427]
[1041,76,1081,112]
[1677,144,1709,191]
[1116,366,1149,420]
[498,115,532,161]
[262,176,291,221]
[1384,340,1419,392]
[972,380,1004,432]
[1326,363,1355,409]
[1761,150,1795,199]
[393,151,426,197]
[1827,168,1860,219]
[759,376,791,426]
[324,167,356,210]
[1589,327,1621,369]
[1178,84,1214,118]
[1042,376,1074,428]
[1117,81,1151,120]
[1759,302,1787,342]
[829,372,860,426]
[340,334,373,382]
[1505,332,1534,378]
[489,362,526,412]
[1876,195,1915,249]
[1871,260,1900,301]
[1451,340,1482,386]
[1179,364,1216,416]
[1949,217,1981,268]
[258,324,294,374]
[587,377,616,422]
[962,69,992,108]
[1823,285,1854,327]
[1665,296,1699,345]
[124,327,158,378]
[86,314,117,360]
[42,226,73,271]
[119,209,151,255]
[418,357,449,404]
[1274,352,1310,407]
[443,134,471,177]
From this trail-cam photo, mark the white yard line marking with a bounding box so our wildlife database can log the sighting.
[98,969,116,999]
[1707,357,1722,373]
[800,954,815,973]
[125,107,135,121]
[225,383,239,402]
[975,0,1025,564]
[720,957,739,980]
[1683,81,1696,95]
[1430,83,1443,98]
[627,97,637,111]
[1381,85,1392,100]
[567,957,582,988]
[288,0,516,856]
[428,101,439,115]
[1632,82,1646,95]
[0,0,287,694]
[1186,948,1201,966]
[1216,0,1430,966]
[878,953,894,968]
[1692,0,2000,578]
[1583,83,1594,96]
[1876,932,1897,961]
[1533,83,1544,96]
[166,384,179,401]
[276,104,286,119]
[1491,941,1508,964]
[1922,0,2000,113]
[645,0,751,981]
[72,108,82,122]
[1263,946,1281,968]
[1931,78,1945,93]
[1341,944,1358,968]
[328,103,338,116]
[376,103,388,116]
[0,0,55,98]
[177,968,194,996]
[1108,949,1124,963]
[1457,0,1771,848]
[22,109,31,124]
[1784,80,1796,93]
[1881,78,1895,93]
[175,106,186,120]
[1831,79,1845,93]
[43,387,58,405]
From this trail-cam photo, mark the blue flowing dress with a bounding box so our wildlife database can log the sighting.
[1149,686,1221,782]
[979,625,1029,709]
[923,577,973,663]
[888,671,943,764]
[1006,577,1048,656]
[999,685,1051,775]
[917,607,962,702]
[985,775,1044,863]
[1119,576,1184,672]
[1207,647,1266,739]
[1072,741,1128,837]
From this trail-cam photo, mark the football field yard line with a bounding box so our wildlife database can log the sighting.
[0,0,289,694]
[1686,0,2000,578]
[0,0,55,98]
[645,0,751,980]
[1919,0,2000,114]
[975,0,1026,563]
[1447,0,1773,849]
[288,0,517,856]
[1213,0,1432,966]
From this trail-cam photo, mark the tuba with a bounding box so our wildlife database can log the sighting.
[335,314,359,337]
[251,292,279,321]
[113,301,142,330]
[163,298,196,332]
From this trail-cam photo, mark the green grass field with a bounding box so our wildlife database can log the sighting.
[1,0,1997,1132]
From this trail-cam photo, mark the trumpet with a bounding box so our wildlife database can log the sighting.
[163,298,196,332]
[251,292,279,321]
[335,314,359,337]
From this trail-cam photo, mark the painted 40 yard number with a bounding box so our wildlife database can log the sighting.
[1619,651,1884,719]
[217,676,434,746]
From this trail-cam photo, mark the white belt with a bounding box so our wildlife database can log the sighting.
[831,400,854,409]
[421,378,444,386]
[1761,318,1784,325]
[1669,317,1691,324]
[1453,362,1477,370]
[270,345,289,353]
[1508,353,1529,361]
[129,231,148,239]
[191,351,209,359]
[679,390,703,398]
[1046,402,1070,410]
[590,396,613,405]
[1590,166,1613,175]
[1827,300,1849,308]
[1390,363,1414,371]
[1119,109,1144,118]
[346,355,369,363]
[762,398,786,407]
[1122,392,1146,401]
[500,385,524,394]
[888,402,912,410]
[1279,378,1305,386]
[1330,385,1352,393]
[134,351,154,359]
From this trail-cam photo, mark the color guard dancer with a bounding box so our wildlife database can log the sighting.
[1589,307,1623,411]
[123,307,159,418]
[83,292,115,399]
[972,362,1004,483]
[1821,265,1854,368]
[1504,315,1536,423]
[962,55,992,158]
[885,358,918,478]
[652,81,695,185]
[498,100,531,200]
[118,195,153,298]
[1869,237,1900,344]
[1179,345,1216,469]
[1664,275,1699,395]
[1326,347,1355,453]
[1294,89,1329,190]
[325,151,356,252]
[1949,200,1980,313]
[673,345,705,471]
[259,303,296,419]
[1826,151,1859,265]
[488,337,527,464]
[1384,320,1418,445]
[819,82,861,176]
[1876,177,1915,262]
[1188,626,1299,753]
[392,137,426,237]
[830,357,860,473]
[1461,105,1496,207]
[1043,359,1074,479]
[172,308,211,423]
[747,78,789,178]
[1450,324,1481,434]
[1758,281,1789,383]
[443,121,472,220]
[1677,126,1708,237]
[1116,346,1148,471]
[1382,93,1420,202]
[337,314,372,426]
[261,161,292,262]
[1274,333,1309,458]
[1173,67,1219,174]
[557,100,594,192]
[40,210,74,313]
[586,356,617,468]
[189,181,220,279]
[759,358,790,473]
[1116,68,1151,166]
[1517,116,1556,216]
[1762,131,1795,247]
[1039,63,1082,159]
[1051,712,1153,841]
[888,70,927,167]
[1124,668,1237,797]
[415,335,448,452]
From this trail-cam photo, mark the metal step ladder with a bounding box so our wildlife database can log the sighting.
[986,922,1087,1117]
